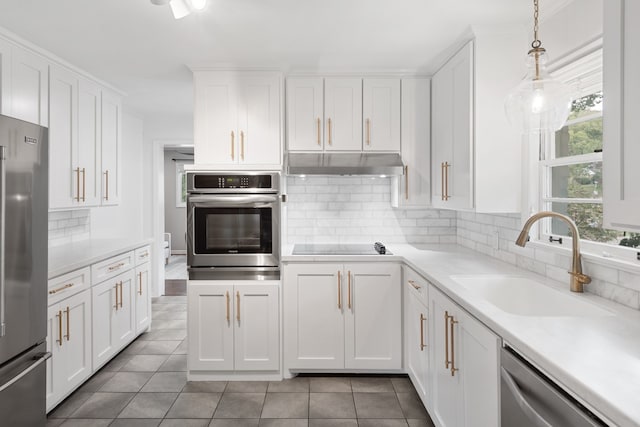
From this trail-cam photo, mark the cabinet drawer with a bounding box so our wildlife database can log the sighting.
[134,245,151,266]
[404,266,429,306]
[91,251,134,285]
[48,267,91,306]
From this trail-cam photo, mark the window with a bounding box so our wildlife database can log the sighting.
[537,47,639,260]
[176,162,187,208]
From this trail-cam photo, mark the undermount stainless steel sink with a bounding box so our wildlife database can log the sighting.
[450,275,613,317]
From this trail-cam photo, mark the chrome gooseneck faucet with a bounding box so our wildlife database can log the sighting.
[515,211,592,293]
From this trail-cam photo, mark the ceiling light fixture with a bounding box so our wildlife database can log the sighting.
[151,0,207,19]
[504,0,572,134]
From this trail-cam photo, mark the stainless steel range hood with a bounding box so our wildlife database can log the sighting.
[286,152,405,176]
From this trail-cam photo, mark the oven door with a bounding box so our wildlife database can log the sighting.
[187,194,280,268]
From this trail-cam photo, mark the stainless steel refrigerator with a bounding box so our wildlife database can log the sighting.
[0,114,49,425]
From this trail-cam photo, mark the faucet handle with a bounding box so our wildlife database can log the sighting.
[568,271,592,284]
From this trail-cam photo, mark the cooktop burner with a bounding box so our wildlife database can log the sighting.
[292,243,393,256]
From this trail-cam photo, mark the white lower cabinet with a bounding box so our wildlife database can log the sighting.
[187,281,279,373]
[404,267,430,406]
[92,269,136,369]
[429,285,500,427]
[283,263,401,371]
[46,289,92,411]
[134,262,151,334]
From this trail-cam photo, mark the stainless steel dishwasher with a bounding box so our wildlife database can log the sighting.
[501,346,608,427]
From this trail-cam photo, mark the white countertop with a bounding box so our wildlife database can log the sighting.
[283,243,640,427]
[49,238,154,279]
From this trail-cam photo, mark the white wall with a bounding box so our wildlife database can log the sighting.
[90,112,145,239]
[164,150,191,252]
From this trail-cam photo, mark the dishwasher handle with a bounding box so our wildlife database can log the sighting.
[501,367,553,427]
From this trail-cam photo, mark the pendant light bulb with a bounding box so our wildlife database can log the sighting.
[190,0,207,10]
[504,0,572,134]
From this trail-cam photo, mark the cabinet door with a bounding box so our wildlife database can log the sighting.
[78,78,101,207]
[603,0,640,230]
[101,90,121,205]
[58,290,93,399]
[48,65,78,210]
[324,78,362,151]
[92,279,117,369]
[187,282,234,371]
[234,284,279,371]
[344,263,401,370]
[406,289,430,405]
[238,75,281,166]
[429,287,463,427]
[134,264,151,334]
[0,38,11,116]
[286,77,324,151]
[362,78,400,152]
[46,304,63,411]
[283,264,345,369]
[432,42,473,210]
[113,270,136,349]
[400,78,431,207]
[10,46,48,126]
[193,72,238,165]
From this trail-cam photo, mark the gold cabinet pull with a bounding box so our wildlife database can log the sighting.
[366,118,371,146]
[408,280,420,290]
[444,311,450,369]
[337,270,342,309]
[240,131,245,161]
[230,131,235,160]
[404,165,409,200]
[138,272,143,296]
[449,315,458,376]
[317,117,321,145]
[444,162,450,201]
[119,282,123,308]
[108,262,125,272]
[75,167,81,202]
[65,306,70,341]
[441,163,445,201]
[81,167,86,202]
[113,283,119,311]
[347,270,352,309]
[420,313,426,351]
[104,170,109,201]
[327,118,332,146]
[49,283,74,295]
[226,291,230,322]
[236,291,240,322]
[56,310,63,346]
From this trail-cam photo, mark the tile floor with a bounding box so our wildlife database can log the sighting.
[47,295,436,427]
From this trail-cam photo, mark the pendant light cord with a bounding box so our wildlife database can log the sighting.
[532,0,541,49]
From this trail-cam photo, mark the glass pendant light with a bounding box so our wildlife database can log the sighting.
[505,0,572,134]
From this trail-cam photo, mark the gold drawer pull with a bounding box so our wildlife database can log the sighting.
[449,315,458,376]
[64,306,70,341]
[56,310,63,346]
[49,283,74,295]
[444,311,450,369]
[139,252,149,258]
[75,167,81,202]
[81,167,86,202]
[347,271,352,309]
[337,271,342,309]
[114,283,119,311]
[108,262,125,272]
[408,280,421,290]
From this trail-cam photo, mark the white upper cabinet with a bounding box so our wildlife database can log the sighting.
[399,78,431,207]
[286,77,324,151]
[431,29,524,213]
[193,71,282,169]
[603,0,640,230]
[324,78,363,151]
[362,78,400,151]
[10,46,48,126]
[77,78,102,207]
[101,90,121,206]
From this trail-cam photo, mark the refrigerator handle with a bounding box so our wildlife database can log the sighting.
[0,352,51,393]
[0,145,5,337]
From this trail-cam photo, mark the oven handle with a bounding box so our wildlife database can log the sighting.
[188,194,279,207]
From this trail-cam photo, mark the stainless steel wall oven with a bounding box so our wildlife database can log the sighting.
[187,172,280,280]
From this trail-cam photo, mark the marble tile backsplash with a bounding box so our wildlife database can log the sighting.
[286,176,456,244]
[457,211,640,311]
[48,210,91,248]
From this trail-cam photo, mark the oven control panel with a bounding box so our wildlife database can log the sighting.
[192,174,274,190]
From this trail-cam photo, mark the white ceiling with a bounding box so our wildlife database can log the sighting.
[0,0,571,120]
